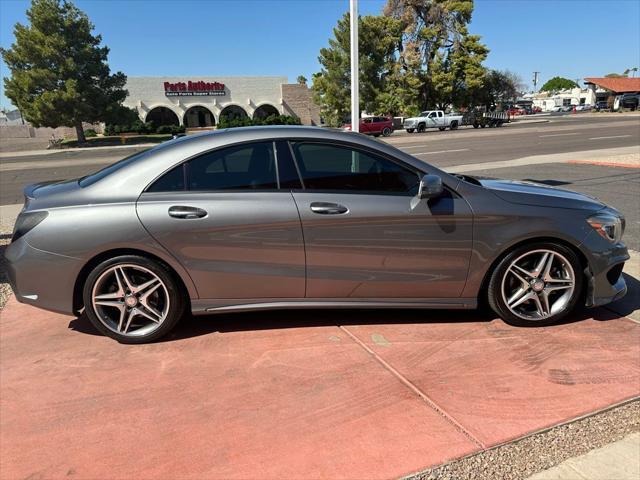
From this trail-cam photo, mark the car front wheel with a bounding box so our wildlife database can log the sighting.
[82,255,186,343]
[487,243,583,327]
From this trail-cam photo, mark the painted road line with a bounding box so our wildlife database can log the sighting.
[589,135,632,140]
[539,133,580,138]
[411,149,470,156]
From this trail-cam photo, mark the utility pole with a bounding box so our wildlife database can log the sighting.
[532,72,540,92]
[350,0,359,132]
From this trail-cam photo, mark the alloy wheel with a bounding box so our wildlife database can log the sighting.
[500,249,575,321]
[91,264,170,336]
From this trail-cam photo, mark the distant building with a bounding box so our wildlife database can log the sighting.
[122,76,321,128]
[0,108,24,126]
[526,77,640,111]
[584,77,640,107]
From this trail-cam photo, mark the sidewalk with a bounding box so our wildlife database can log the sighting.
[528,432,640,480]
[0,142,157,159]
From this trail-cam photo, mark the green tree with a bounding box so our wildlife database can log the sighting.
[476,69,522,108]
[1,0,127,143]
[296,75,308,85]
[540,76,578,92]
[312,13,403,125]
[383,0,489,110]
[605,72,627,78]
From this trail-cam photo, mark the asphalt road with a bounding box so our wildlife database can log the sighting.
[1,116,639,243]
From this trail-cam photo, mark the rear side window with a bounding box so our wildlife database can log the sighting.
[290,142,419,194]
[147,164,184,192]
[187,142,277,191]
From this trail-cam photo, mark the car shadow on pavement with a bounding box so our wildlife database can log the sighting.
[67,303,631,342]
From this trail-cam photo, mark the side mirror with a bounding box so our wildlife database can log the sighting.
[418,174,443,199]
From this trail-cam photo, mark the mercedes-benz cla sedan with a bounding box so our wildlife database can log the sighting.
[5,126,628,343]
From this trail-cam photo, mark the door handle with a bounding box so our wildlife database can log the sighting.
[310,202,349,215]
[168,206,208,219]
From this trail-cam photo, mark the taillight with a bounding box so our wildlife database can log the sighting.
[11,211,48,242]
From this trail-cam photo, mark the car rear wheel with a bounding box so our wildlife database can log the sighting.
[487,243,583,327]
[382,127,392,137]
[450,121,459,130]
[83,255,186,343]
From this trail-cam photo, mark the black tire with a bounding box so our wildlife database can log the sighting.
[438,126,446,131]
[450,121,459,130]
[487,242,584,327]
[480,124,486,128]
[382,127,392,137]
[473,123,480,129]
[406,128,415,133]
[82,255,186,344]
[417,123,426,133]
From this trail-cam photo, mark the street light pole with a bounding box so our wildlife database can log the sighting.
[350,0,359,132]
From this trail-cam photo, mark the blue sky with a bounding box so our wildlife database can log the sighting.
[1,0,639,109]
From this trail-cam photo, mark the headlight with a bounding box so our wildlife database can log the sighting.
[587,213,624,243]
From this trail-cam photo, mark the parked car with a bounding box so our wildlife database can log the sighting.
[507,106,526,116]
[343,116,394,137]
[619,93,639,111]
[5,126,628,343]
[575,104,592,111]
[403,110,464,133]
[561,105,574,112]
[595,101,610,111]
[532,106,542,114]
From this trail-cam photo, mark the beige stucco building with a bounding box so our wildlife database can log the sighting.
[123,76,321,128]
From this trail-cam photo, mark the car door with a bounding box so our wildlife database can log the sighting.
[437,111,445,126]
[288,141,473,299]
[136,140,306,300]
[361,117,373,134]
[426,111,438,128]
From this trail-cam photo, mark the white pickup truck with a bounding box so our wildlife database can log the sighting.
[403,110,464,133]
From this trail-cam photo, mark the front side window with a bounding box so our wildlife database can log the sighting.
[187,142,277,191]
[290,142,419,194]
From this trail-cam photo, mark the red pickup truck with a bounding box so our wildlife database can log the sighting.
[343,116,394,137]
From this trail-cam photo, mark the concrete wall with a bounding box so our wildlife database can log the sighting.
[0,123,103,139]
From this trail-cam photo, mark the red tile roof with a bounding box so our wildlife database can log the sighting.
[584,77,640,93]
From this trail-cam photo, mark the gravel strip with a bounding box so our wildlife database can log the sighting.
[406,399,640,480]
[0,223,12,310]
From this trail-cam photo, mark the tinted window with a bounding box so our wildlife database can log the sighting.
[148,164,184,192]
[187,142,277,191]
[291,142,419,194]
[79,150,149,187]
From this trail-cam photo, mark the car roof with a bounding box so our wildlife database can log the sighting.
[84,125,456,200]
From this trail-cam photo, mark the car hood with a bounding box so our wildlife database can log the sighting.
[476,177,605,211]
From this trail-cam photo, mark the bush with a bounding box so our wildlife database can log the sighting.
[156,125,173,134]
[218,114,301,129]
[84,128,98,138]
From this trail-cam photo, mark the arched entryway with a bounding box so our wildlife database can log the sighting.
[145,107,179,126]
[184,106,215,128]
[219,105,249,123]
[253,104,279,120]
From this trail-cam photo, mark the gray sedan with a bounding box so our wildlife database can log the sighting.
[5,126,628,343]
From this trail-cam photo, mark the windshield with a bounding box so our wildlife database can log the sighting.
[78,148,151,187]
